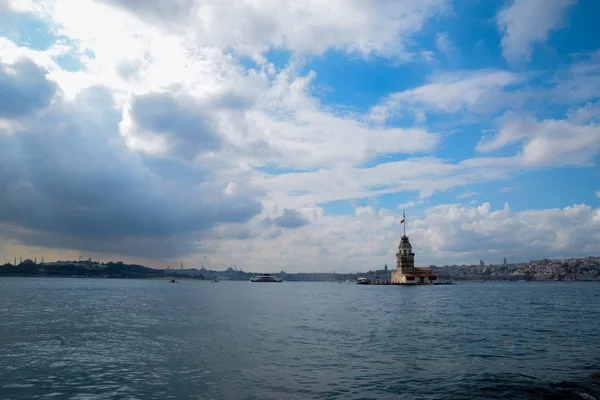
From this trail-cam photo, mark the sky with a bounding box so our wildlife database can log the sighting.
[0,0,599,272]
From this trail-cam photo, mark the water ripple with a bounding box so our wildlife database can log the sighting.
[0,279,599,399]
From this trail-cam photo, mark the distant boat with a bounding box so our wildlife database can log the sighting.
[211,278,220,283]
[250,274,282,282]
[356,277,370,285]
[169,279,177,283]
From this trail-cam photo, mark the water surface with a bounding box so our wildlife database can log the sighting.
[1,278,599,399]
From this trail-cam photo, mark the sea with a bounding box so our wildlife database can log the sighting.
[1,278,599,400]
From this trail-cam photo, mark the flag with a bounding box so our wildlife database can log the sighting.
[400,218,404,224]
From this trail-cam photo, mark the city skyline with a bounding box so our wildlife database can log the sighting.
[0,0,599,272]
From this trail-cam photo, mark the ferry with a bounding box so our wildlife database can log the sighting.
[250,274,282,283]
[356,277,370,285]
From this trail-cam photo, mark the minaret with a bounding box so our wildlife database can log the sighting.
[396,210,415,274]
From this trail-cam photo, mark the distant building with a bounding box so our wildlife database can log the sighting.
[390,212,437,284]
[480,260,484,267]
[384,264,388,272]
[503,258,507,266]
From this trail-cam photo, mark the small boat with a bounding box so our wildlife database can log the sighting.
[169,279,177,283]
[356,277,370,285]
[211,278,220,283]
[250,274,282,282]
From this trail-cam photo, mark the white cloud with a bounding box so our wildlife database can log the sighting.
[396,200,423,210]
[413,202,600,263]
[0,3,446,266]
[114,55,440,168]
[1,0,598,273]
[115,0,449,58]
[457,191,479,199]
[435,32,456,58]
[497,0,577,64]
[553,51,600,105]
[196,202,600,272]
[0,0,442,169]
[253,156,517,212]
[0,0,40,13]
[370,49,600,125]
[477,110,600,167]
[596,190,600,199]
[420,51,436,63]
[369,70,522,122]
[28,0,450,60]
[500,186,513,193]
[567,101,600,124]
[476,111,537,152]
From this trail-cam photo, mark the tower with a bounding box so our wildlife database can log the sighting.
[395,210,415,274]
[396,235,415,274]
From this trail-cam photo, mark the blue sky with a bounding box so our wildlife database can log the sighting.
[0,0,599,272]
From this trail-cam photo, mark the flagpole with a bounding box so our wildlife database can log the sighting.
[403,209,406,237]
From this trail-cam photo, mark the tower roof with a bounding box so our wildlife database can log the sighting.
[398,235,412,249]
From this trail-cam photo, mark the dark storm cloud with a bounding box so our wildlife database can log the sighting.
[0,85,262,257]
[0,224,196,259]
[265,209,310,229]
[140,154,208,184]
[203,224,259,241]
[130,92,223,160]
[0,57,57,118]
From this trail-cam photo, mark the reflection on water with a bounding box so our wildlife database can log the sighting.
[0,278,599,399]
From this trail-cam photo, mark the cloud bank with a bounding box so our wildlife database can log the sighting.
[0,0,598,271]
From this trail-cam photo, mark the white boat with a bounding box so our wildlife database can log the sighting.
[250,274,282,282]
[356,277,370,285]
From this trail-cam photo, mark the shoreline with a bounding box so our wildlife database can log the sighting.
[1,275,599,283]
